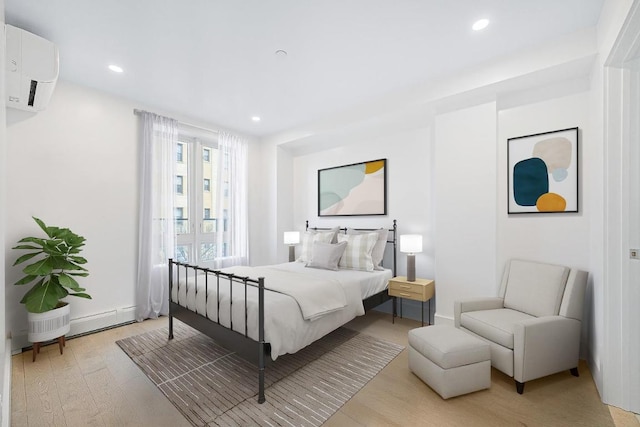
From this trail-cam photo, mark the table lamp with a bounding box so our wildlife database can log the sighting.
[283,231,300,262]
[400,234,422,282]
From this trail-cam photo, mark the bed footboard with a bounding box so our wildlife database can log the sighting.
[168,259,268,403]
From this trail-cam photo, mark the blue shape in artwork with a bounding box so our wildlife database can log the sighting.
[513,158,549,206]
[552,168,568,182]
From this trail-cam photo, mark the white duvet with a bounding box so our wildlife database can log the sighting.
[171,262,392,360]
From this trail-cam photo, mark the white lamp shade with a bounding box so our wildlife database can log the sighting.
[400,234,423,254]
[283,231,300,245]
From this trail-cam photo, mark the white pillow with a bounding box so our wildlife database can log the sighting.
[297,228,339,262]
[306,241,348,271]
[347,228,389,270]
[337,232,379,272]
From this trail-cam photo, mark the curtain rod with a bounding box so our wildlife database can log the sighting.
[133,108,219,134]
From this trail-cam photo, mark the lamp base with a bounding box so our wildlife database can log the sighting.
[288,245,296,262]
[407,254,416,282]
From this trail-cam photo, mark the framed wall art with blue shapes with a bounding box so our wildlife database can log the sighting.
[318,158,387,216]
[508,127,578,214]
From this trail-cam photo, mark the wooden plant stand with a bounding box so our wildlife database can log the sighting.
[32,335,66,362]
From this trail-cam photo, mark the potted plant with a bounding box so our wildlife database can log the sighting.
[12,217,91,355]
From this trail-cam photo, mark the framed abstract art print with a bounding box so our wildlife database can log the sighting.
[318,159,387,216]
[508,127,578,214]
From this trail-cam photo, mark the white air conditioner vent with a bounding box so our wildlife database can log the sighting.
[5,24,59,112]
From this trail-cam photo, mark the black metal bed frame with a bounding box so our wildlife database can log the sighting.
[168,220,397,404]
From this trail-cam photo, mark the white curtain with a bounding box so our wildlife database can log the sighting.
[136,112,178,321]
[214,132,249,267]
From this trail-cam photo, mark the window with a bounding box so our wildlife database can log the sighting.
[174,137,222,265]
[174,207,188,234]
[176,143,184,162]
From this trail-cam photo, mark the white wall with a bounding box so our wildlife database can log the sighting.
[5,81,140,350]
[433,102,498,323]
[1,1,9,424]
[5,80,260,351]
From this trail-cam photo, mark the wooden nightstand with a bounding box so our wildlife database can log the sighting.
[388,276,435,326]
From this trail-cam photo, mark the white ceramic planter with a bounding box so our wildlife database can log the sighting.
[27,303,70,343]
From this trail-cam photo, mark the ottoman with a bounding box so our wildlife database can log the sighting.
[408,325,490,399]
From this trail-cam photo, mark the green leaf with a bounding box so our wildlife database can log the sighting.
[15,237,45,246]
[69,293,91,300]
[49,227,71,240]
[23,257,54,276]
[70,256,87,264]
[14,275,38,286]
[33,217,51,238]
[21,279,61,313]
[58,273,80,290]
[12,244,42,251]
[13,252,42,266]
[67,272,89,277]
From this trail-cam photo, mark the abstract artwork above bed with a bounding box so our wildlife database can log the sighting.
[318,158,387,216]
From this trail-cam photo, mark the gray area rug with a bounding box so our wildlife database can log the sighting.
[116,320,404,426]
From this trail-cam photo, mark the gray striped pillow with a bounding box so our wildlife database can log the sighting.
[337,232,378,271]
[297,230,336,262]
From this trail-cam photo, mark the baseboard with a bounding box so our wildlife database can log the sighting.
[2,338,12,427]
[68,306,136,336]
[433,312,454,326]
[12,306,137,352]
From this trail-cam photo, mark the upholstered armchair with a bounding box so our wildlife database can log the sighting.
[454,259,588,394]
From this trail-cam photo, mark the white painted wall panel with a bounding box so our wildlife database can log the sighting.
[5,81,139,350]
[433,102,497,323]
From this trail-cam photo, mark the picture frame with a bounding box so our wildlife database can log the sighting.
[318,158,387,217]
[507,127,578,214]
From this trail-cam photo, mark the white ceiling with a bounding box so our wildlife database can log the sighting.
[5,0,604,138]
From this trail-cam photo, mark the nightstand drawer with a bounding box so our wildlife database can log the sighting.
[389,281,426,294]
[388,288,424,301]
[388,277,435,302]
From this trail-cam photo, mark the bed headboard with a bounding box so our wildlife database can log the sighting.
[305,220,397,276]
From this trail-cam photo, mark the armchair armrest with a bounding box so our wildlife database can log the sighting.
[513,316,581,383]
[454,297,504,328]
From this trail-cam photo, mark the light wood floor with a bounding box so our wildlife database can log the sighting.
[11,311,640,426]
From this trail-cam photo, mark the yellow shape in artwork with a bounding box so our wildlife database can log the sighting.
[537,193,567,212]
[365,160,385,174]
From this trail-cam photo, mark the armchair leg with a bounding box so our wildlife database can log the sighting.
[515,380,525,394]
[570,367,579,377]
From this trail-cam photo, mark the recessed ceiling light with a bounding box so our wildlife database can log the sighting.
[251,116,261,122]
[472,19,489,31]
[108,64,123,73]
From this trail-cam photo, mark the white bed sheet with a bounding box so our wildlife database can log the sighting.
[171,263,392,360]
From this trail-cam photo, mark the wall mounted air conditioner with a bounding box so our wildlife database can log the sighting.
[5,24,59,112]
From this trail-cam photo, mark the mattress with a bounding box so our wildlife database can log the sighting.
[171,262,392,360]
